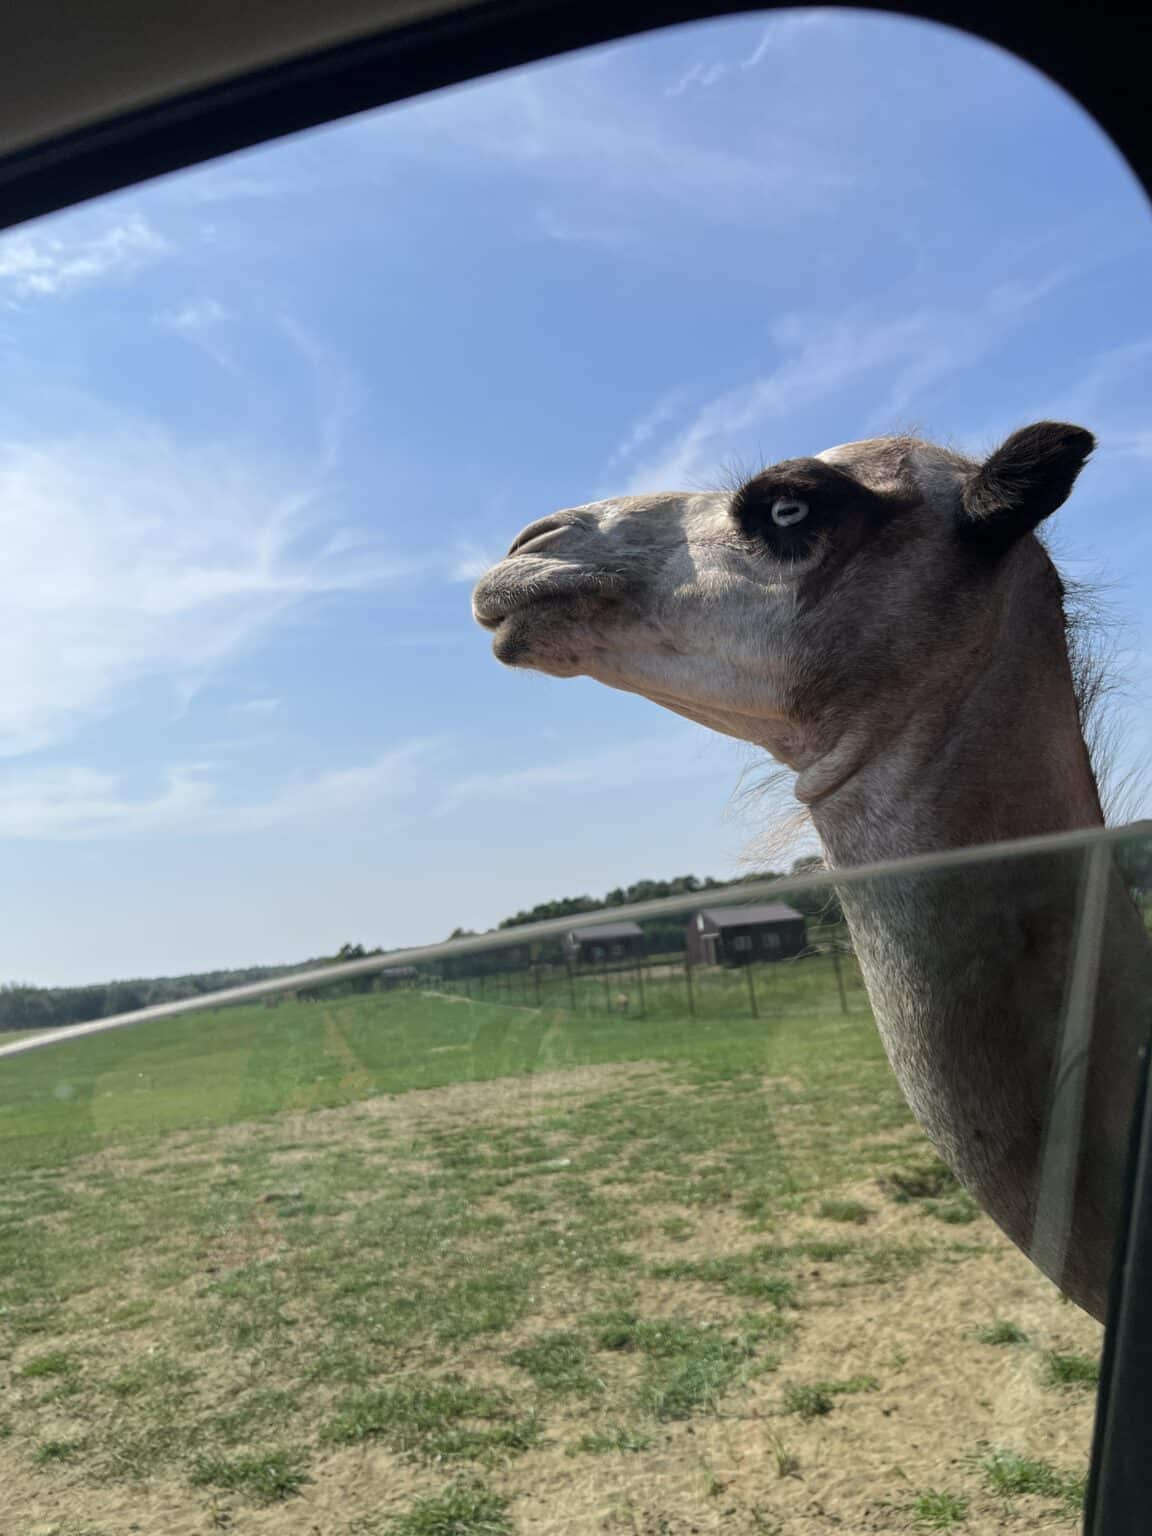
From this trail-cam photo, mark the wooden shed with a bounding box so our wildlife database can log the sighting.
[686,904,807,967]
[564,921,645,966]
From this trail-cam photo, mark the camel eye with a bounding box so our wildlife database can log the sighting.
[729,474,822,556]
[771,497,808,527]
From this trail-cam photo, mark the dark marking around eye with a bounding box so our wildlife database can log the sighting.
[730,457,894,561]
[731,476,821,557]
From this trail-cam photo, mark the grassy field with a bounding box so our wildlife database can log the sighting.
[0,962,1102,1535]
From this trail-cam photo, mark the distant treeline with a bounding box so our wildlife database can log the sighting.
[495,873,730,931]
[497,863,840,937]
[0,961,320,1035]
[0,941,400,1035]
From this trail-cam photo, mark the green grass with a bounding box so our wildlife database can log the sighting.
[190,1448,312,1504]
[781,1383,833,1419]
[781,1375,878,1420]
[817,1199,872,1224]
[921,1194,981,1225]
[507,1332,604,1397]
[571,1424,653,1454]
[323,1377,541,1462]
[587,1309,780,1421]
[977,1320,1028,1346]
[1044,1351,1100,1390]
[381,1478,513,1535]
[33,1439,84,1464]
[647,1251,797,1305]
[19,1350,76,1378]
[910,1489,969,1527]
[979,1448,1086,1510]
[104,1350,196,1398]
[817,1373,879,1395]
[880,1160,960,1203]
[659,1215,695,1240]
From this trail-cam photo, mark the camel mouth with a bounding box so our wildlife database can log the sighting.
[471,563,631,632]
[472,562,636,676]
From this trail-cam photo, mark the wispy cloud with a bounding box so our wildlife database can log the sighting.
[665,11,839,95]
[0,745,429,841]
[155,297,237,371]
[740,11,838,70]
[231,697,281,715]
[1108,431,1152,460]
[436,731,723,816]
[1031,336,1152,433]
[606,389,690,470]
[0,730,731,841]
[0,431,413,757]
[622,266,1081,491]
[179,171,297,205]
[666,61,729,97]
[0,214,167,299]
[536,206,637,253]
[373,64,854,230]
[278,313,362,472]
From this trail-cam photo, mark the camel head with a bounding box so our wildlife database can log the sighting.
[472,423,1095,803]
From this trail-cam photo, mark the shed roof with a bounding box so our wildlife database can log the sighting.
[697,904,805,929]
[567,922,644,942]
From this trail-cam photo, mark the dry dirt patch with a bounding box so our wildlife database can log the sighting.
[2,1063,1102,1536]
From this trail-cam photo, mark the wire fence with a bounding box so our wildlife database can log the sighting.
[427,926,866,1022]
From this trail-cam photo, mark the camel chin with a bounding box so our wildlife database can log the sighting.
[473,562,628,677]
[488,603,584,676]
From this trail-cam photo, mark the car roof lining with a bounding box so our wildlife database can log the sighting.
[2,1,1150,234]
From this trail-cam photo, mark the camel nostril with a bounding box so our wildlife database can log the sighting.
[507,513,585,557]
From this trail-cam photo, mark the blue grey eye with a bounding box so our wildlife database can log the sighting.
[771,497,809,528]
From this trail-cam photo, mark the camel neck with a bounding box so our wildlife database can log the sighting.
[806,628,1103,869]
[796,636,1147,1321]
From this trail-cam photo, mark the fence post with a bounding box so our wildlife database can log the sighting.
[684,959,696,1018]
[746,964,759,1018]
[832,947,849,1015]
[636,961,647,1017]
[566,962,576,1012]
[533,965,542,1007]
[603,972,612,1014]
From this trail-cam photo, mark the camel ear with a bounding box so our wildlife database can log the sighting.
[961,422,1095,541]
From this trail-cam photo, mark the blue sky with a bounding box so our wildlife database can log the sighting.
[3,8,1152,984]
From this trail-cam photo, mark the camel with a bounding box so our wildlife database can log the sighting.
[472,422,1152,1322]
